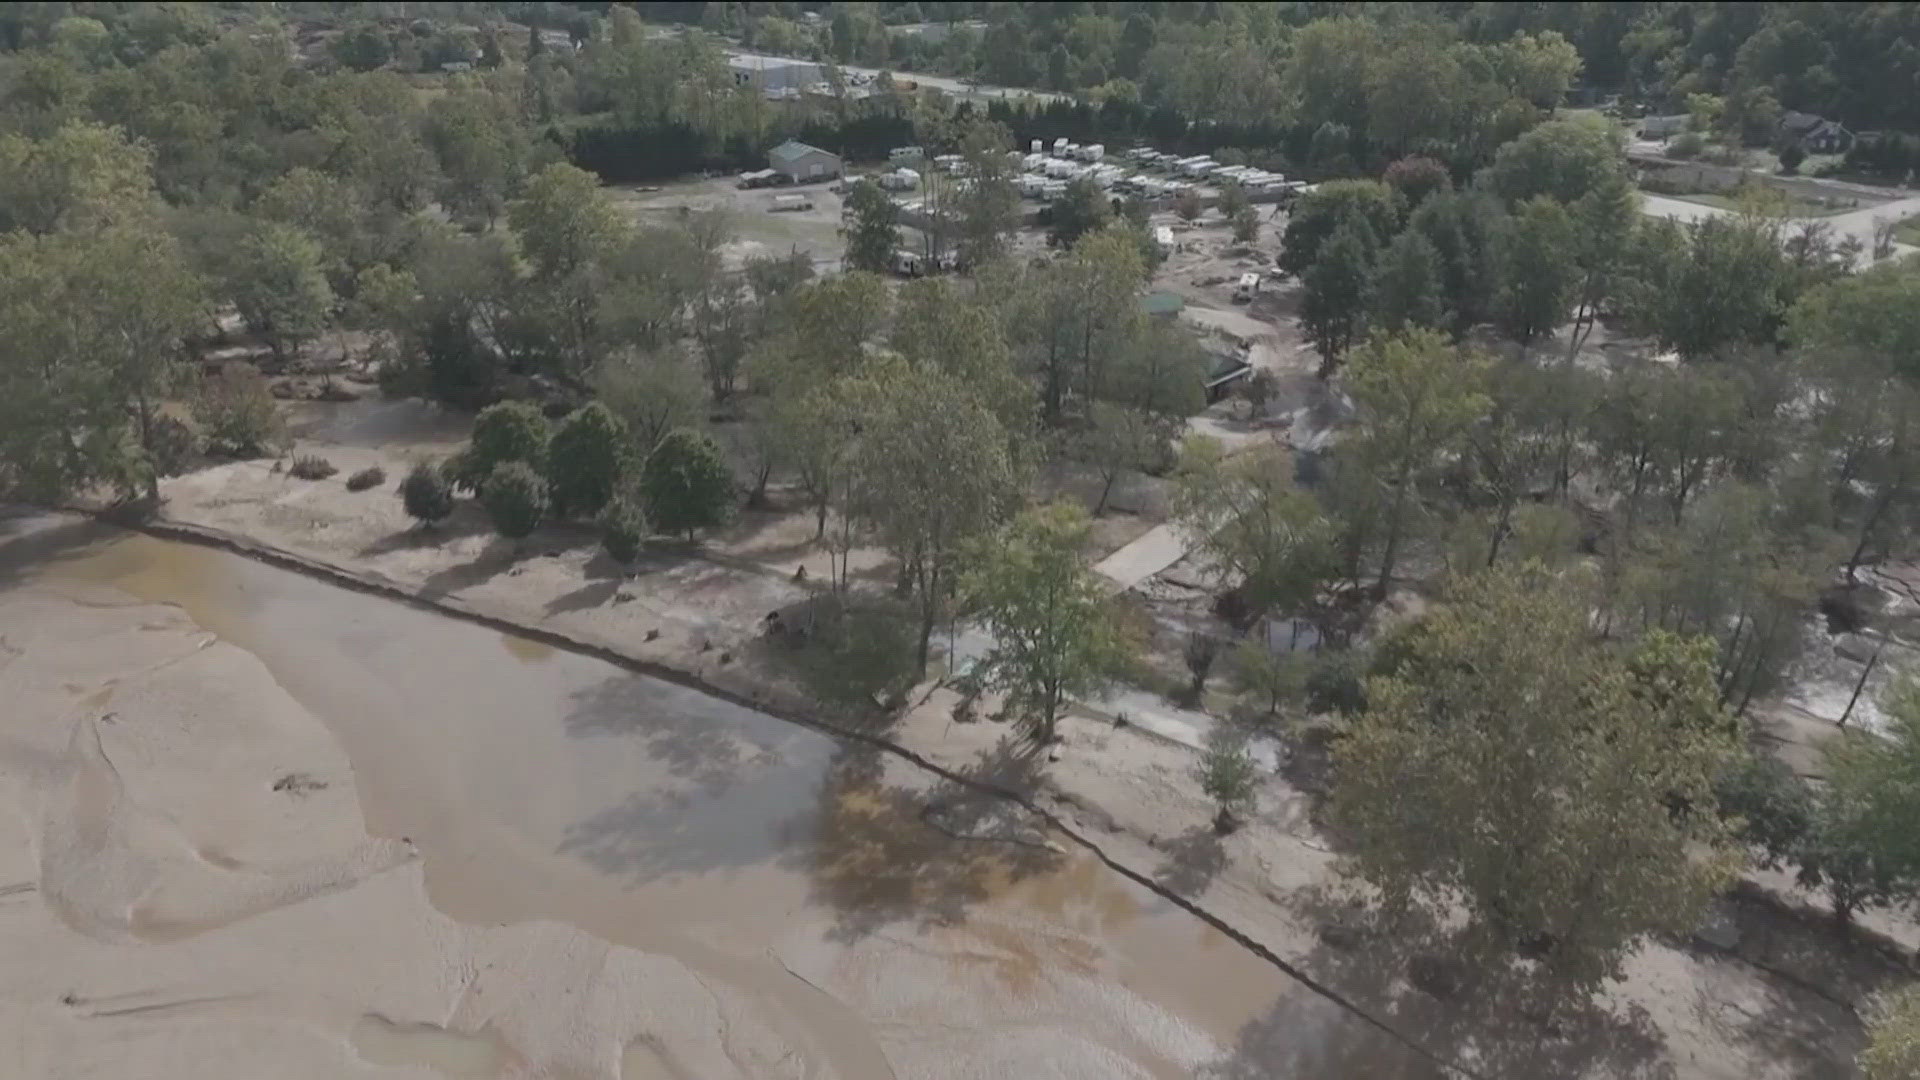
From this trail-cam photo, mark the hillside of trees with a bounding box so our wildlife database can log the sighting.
[684,2,1920,135]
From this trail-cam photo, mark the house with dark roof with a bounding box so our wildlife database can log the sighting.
[768,140,841,184]
[1779,111,1854,154]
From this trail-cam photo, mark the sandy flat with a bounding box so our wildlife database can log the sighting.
[0,514,1436,1079]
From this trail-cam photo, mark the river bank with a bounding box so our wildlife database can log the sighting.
[49,399,1906,1076]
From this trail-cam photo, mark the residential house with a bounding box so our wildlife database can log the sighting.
[768,140,842,184]
[1779,110,1854,154]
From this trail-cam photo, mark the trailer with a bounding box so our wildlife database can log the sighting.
[1052,137,1070,154]
[889,146,925,165]
[878,168,919,191]
[1075,143,1105,162]
[1233,272,1261,302]
[770,192,814,211]
[737,168,781,189]
[890,249,925,277]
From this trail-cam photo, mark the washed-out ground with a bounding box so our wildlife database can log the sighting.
[68,389,1912,1078]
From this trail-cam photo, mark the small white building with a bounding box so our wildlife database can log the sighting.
[728,55,823,94]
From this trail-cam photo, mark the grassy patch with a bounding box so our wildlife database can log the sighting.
[1895,214,1920,249]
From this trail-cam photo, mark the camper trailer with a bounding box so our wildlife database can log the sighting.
[1233,273,1261,302]
[890,249,925,277]
[878,168,919,191]
[889,146,925,165]
[770,193,814,212]
[1075,143,1105,162]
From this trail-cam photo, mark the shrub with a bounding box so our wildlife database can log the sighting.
[193,363,284,458]
[1666,132,1705,160]
[546,402,627,519]
[450,400,549,493]
[346,465,387,492]
[641,427,734,541]
[599,496,647,565]
[1174,186,1204,222]
[289,454,338,480]
[400,460,454,527]
[481,461,546,541]
[1778,143,1806,174]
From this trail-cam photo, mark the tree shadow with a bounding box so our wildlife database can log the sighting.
[1197,983,1450,1080]
[1275,886,1679,1080]
[1153,824,1228,898]
[415,537,517,599]
[555,670,836,885]
[778,739,1065,946]
[543,552,633,615]
[0,512,121,591]
[356,506,491,558]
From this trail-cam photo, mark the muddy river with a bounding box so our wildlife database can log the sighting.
[0,513,1437,1079]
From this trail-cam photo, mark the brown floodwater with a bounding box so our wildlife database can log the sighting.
[7,516,1440,1079]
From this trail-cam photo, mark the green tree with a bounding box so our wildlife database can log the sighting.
[840,178,900,274]
[590,347,704,458]
[1276,179,1399,278]
[1217,180,1250,226]
[1076,401,1162,516]
[546,402,627,520]
[229,221,334,362]
[1332,566,1740,993]
[599,496,647,566]
[1199,731,1261,832]
[1372,229,1445,332]
[1408,189,1502,337]
[1486,113,1627,206]
[856,367,1014,673]
[964,501,1133,742]
[1346,330,1491,596]
[1800,681,1920,927]
[452,401,549,493]
[426,89,534,228]
[1493,195,1579,350]
[190,363,283,459]
[481,461,546,544]
[1232,632,1311,721]
[1047,176,1111,248]
[1300,219,1377,378]
[952,121,1021,269]
[400,460,455,528]
[641,427,733,542]
[1173,440,1334,618]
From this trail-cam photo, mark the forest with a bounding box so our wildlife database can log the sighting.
[4,2,1920,1075]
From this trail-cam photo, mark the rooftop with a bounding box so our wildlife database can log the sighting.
[769,140,833,166]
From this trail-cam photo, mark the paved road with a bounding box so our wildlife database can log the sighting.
[724,47,1066,106]
[1641,192,1920,265]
